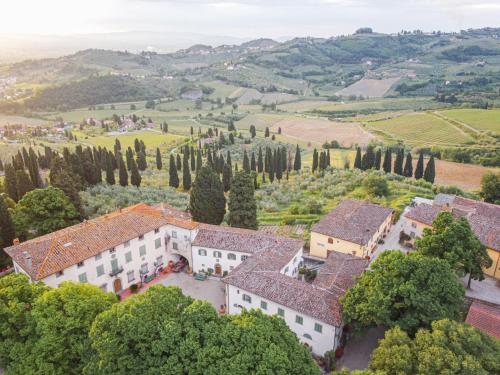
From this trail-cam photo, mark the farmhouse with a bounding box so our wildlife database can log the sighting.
[404,194,500,280]
[6,201,369,356]
[310,199,394,259]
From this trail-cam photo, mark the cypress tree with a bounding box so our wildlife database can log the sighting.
[261,170,266,184]
[4,163,18,202]
[0,158,3,171]
[118,155,128,187]
[105,153,115,185]
[173,154,180,170]
[383,149,392,173]
[196,149,202,173]
[281,147,287,173]
[394,149,404,175]
[28,148,42,188]
[250,152,256,172]
[15,170,34,201]
[403,152,413,177]
[134,138,140,153]
[276,149,282,181]
[189,165,226,225]
[207,149,213,166]
[415,152,424,179]
[354,147,362,170]
[226,151,232,168]
[293,144,301,171]
[182,153,191,191]
[0,194,15,267]
[257,147,263,173]
[222,163,232,192]
[243,150,250,172]
[424,155,436,183]
[130,158,141,187]
[312,149,319,172]
[137,151,147,171]
[115,138,122,152]
[265,127,270,137]
[375,149,382,170]
[126,147,133,170]
[169,154,179,188]
[156,148,162,170]
[360,153,367,171]
[269,151,275,183]
[365,145,375,169]
[250,125,256,138]
[264,147,271,173]
[49,156,84,218]
[326,149,331,167]
[190,148,196,171]
[228,171,257,230]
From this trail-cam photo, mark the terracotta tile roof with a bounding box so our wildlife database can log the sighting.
[5,203,169,280]
[193,224,302,254]
[311,199,394,246]
[407,195,500,251]
[224,251,367,326]
[154,203,199,230]
[465,301,500,339]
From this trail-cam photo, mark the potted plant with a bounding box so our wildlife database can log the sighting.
[130,283,139,293]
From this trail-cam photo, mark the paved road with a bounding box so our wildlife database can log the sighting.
[370,213,409,264]
[337,326,386,371]
[462,276,500,306]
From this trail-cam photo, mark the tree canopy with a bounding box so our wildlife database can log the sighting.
[480,171,499,204]
[189,165,226,225]
[341,251,464,335]
[228,171,257,229]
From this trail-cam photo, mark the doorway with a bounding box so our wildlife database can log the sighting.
[113,278,122,293]
[214,263,222,275]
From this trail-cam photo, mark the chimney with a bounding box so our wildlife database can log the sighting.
[23,251,32,269]
[13,238,20,246]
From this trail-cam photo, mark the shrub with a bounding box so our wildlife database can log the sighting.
[129,283,139,293]
[363,174,389,197]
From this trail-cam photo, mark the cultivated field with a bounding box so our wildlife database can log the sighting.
[436,109,500,133]
[270,117,375,147]
[432,159,497,190]
[366,112,474,146]
[72,130,185,150]
[0,115,49,126]
[337,77,401,98]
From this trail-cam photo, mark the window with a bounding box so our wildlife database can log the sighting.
[139,245,146,256]
[317,242,324,247]
[78,273,88,283]
[111,259,119,272]
[124,240,130,248]
[172,231,177,239]
[314,323,323,333]
[184,235,188,241]
[154,228,159,234]
[155,238,161,249]
[229,266,234,271]
[172,242,178,250]
[228,253,236,260]
[213,251,222,258]
[198,249,207,256]
[125,251,132,263]
[241,255,248,261]
[156,256,163,266]
[109,247,116,254]
[127,270,135,283]
[260,301,268,310]
[293,257,297,264]
[411,222,417,228]
[95,253,102,261]
[140,263,148,274]
[56,270,64,278]
[242,294,252,303]
[328,238,333,244]
[295,315,303,325]
[77,261,84,268]
[138,235,144,241]
[277,308,285,317]
[303,333,312,340]
[100,283,107,292]
[410,232,416,238]
[284,266,289,274]
[96,265,104,277]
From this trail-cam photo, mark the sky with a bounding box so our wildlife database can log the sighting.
[1,0,500,38]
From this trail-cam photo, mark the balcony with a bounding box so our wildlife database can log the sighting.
[109,266,124,277]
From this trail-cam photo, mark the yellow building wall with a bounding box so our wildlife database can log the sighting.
[484,248,500,280]
[310,232,363,258]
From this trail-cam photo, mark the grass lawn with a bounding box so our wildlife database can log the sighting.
[72,130,186,150]
[365,112,474,146]
[436,109,500,133]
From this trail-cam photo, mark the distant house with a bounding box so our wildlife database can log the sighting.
[310,199,394,259]
[465,301,500,339]
[404,194,500,280]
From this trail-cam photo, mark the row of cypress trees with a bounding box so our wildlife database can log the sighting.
[354,146,435,183]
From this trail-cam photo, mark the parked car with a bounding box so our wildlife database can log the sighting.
[172,258,187,273]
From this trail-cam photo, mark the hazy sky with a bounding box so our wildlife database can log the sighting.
[2,0,500,37]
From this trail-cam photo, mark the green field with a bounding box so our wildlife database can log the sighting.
[72,130,186,150]
[436,109,500,133]
[366,112,474,146]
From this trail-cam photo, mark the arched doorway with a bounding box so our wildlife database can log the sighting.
[214,263,222,275]
[113,278,122,293]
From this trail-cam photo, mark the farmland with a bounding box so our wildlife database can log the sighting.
[336,77,401,98]
[435,109,500,133]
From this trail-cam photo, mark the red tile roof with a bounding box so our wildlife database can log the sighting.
[5,204,171,280]
[312,199,393,246]
[465,301,500,339]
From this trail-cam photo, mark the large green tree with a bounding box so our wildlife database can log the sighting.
[118,155,128,187]
[416,212,492,288]
[130,158,141,188]
[15,170,34,201]
[228,171,257,229]
[403,152,413,177]
[155,147,162,170]
[414,152,424,179]
[182,153,191,191]
[293,144,301,171]
[423,155,435,183]
[49,156,84,218]
[13,187,80,239]
[169,154,179,188]
[369,320,500,375]
[4,163,18,202]
[480,171,500,204]
[0,194,15,267]
[189,165,226,224]
[341,251,464,335]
